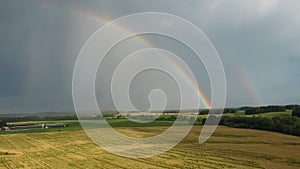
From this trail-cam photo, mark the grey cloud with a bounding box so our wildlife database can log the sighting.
[0,0,300,113]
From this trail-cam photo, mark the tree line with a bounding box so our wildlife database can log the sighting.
[200,106,300,136]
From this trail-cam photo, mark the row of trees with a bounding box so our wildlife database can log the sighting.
[199,104,300,115]
[244,105,286,115]
[199,108,236,115]
[285,104,300,110]
[201,115,300,136]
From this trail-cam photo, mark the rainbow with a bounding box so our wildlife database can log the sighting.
[40,3,212,109]
[235,70,262,106]
[161,55,211,109]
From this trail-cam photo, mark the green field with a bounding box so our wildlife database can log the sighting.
[0,119,181,134]
[1,111,300,168]
[1,125,300,169]
[0,110,294,135]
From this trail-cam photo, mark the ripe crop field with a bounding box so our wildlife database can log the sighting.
[0,126,300,169]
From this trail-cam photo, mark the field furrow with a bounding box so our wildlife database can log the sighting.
[1,126,300,169]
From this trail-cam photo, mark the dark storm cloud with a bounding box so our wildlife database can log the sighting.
[0,1,76,112]
[0,0,299,113]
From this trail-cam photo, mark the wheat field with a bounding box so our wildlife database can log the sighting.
[0,126,300,169]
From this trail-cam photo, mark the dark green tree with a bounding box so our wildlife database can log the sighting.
[292,108,300,117]
[0,120,6,128]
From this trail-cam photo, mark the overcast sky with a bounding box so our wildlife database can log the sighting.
[0,0,300,113]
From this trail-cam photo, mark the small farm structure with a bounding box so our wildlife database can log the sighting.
[8,125,43,131]
[2,123,67,131]
[44,123,67,129]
